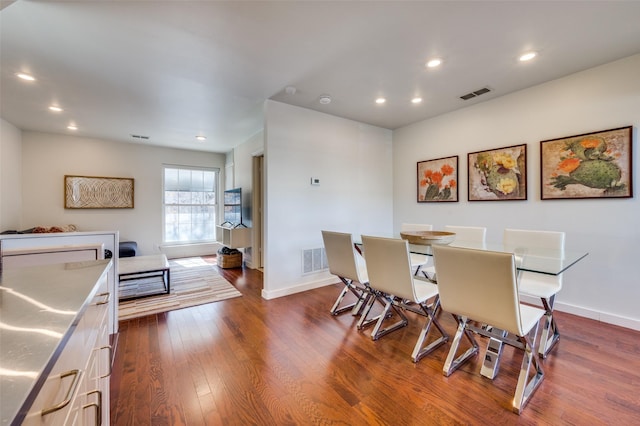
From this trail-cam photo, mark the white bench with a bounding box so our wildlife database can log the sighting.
[118,254,170,300]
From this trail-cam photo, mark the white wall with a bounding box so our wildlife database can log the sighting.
[263,101,393,298]
[231,130,264,267]
[233,130,263,229]
[21,131,226,257]
[0,118,22,231]
[393,54,640,330]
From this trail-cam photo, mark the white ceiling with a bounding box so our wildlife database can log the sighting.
[2,1,640,153]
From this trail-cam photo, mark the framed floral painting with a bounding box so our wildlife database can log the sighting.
[417,155,458,202]
[540,126,633,200]
[468,144,527,201]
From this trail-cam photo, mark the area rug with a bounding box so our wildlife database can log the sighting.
[118,257,242,321]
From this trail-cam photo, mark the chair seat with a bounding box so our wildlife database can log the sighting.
[518,275,561,299]
[518,304,546,336]
[410,252,428,267]
[355,261,369,283]
[412,278,439,303]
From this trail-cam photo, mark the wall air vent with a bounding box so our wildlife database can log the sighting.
[459,87,491,101]
[130,134,150,140]
[302,247,328,274]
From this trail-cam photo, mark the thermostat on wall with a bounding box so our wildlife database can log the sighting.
[310,177,320,185]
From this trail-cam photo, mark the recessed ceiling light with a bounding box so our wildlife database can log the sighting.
[411,97,423,104]
[67,124,78,131]
[375,97,386,104]
[426,58,442,68]
[16,73,36,81]
[195,135,207,141]
[49,105,63,112]
[319,95,332,105]
[519,51,537,62]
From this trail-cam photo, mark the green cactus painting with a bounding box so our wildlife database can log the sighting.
[468,144,527,201]
[541,127,632,200]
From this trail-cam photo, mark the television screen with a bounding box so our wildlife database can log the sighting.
[223,188,242,225]
[224,188,241,205]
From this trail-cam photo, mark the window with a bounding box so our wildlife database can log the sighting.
[163,166,218,243]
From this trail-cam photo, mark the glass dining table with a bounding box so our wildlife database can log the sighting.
[356,236,588,276]
[356,234,589,379]
[407,240,588,276]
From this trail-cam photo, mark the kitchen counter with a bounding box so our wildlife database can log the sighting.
[0,259,112,425]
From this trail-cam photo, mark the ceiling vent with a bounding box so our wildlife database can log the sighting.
[130,134,150,140]
[460,87,491,101]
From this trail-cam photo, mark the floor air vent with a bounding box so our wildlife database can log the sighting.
[302,248,328,274]
[460,87,491,100]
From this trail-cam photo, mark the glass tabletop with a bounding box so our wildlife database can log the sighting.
[408,240,588,276]
[354,234,588,276]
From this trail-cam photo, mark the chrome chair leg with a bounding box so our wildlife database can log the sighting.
[443,315,479,376]
[411,298,449,362]
[370,296,408,341]
[330,277,364,316]
[356,290,386,330]
[513,323,545,414]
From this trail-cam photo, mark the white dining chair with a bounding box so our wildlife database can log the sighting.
[421,225,487,280]
[503,228,565,358]
[432,244,545,414]
[321,230,369,316]
[400,223,433,276]
[360,235,448,362]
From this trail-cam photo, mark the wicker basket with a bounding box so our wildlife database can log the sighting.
[218,252,243,268]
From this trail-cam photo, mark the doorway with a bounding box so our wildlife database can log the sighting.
[252,154,264,269]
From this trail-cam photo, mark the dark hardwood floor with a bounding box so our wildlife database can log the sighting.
[111,258,640,425]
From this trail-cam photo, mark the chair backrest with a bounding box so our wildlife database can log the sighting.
[444,225,487,246]
[321,230,367,283]
[432,244,525,336]
[503,228,565,285]
[361,235,416,302]
[503,228,565,252]
[401,223,433,232]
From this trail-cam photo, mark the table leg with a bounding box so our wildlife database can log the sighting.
[480,329,507,379]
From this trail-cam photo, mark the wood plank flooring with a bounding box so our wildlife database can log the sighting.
[111,258,640,425]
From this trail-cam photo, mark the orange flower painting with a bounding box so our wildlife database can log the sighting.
[417,156,458,202]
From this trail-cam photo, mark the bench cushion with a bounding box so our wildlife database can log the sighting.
[119,241,138,258]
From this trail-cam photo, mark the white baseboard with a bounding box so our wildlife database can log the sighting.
[555,301,640,332]
[160,242,222,259]
[261,276,337,300]
[517,294,639,332]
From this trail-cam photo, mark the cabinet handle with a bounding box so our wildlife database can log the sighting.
[41,369,81,416]
[96,292,110,305]
[83,390,102,426]
[99,345,113,378]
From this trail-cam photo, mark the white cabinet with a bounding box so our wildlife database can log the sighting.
[2,243,104,268]
[0,231,119,335]
[216,225,251,249]
[20,264,112,426]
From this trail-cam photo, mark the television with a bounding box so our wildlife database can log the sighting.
[222,188,242,226]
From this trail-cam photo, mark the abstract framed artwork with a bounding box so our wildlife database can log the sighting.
[540,126,633,200]
[64,175,134,209]
[417,155,458,202]
[468,144,527,201]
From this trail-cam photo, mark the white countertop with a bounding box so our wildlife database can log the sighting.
[0,259,112,425]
